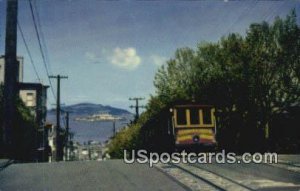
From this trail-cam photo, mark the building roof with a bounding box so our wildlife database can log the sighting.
[19,82,49,90]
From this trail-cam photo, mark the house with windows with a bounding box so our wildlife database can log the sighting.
[19,83,49,128]
[1,55,50,161]
[18,82,49,161]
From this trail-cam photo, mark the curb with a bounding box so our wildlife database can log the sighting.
[0,159,14,170]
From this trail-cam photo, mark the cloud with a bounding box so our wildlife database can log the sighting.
[109,47,141,70]
[150,55,168,66]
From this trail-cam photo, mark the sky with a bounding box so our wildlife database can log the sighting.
[0,0,299,110]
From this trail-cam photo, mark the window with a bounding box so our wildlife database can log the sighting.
[27,92,34,98]
[26,92,34,107]
[202,108,212,124]
[190,108,200,125]
[176,108,187,125]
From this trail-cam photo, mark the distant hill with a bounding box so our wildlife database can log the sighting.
[47,103,133,143]
[48,103,132,116]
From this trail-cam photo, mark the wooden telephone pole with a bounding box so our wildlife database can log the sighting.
[129,97,145,122]
[2,0,19,157]
[65,111,69,142]
[49,75,68,161]
[64,111,70,161]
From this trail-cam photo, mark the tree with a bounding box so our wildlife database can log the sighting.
[0,85,38,161]
[152,10,300,152]
[108,10,300,156]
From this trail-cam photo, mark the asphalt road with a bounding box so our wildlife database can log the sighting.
[1,155,300,191]
[0,160,186,191]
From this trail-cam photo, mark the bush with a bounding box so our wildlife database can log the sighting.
[0,85,38,161]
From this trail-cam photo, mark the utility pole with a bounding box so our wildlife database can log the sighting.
[129,97,145,122]
[66,111,69,142]
[49,75,68,161]
[65,111,69,161]
[2,0,19,157]
[112,120,116,137]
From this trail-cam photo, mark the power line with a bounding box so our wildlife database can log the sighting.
[17,22,41,82]
[223,1,258,35]
[265,1,287,23]
[33,0,53,74]
[28,0,56,100]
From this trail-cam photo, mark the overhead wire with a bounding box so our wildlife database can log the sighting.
[223,1,288,37]
[28,0,56,101]
[33,0,53,75]
[17,22,41,82]
[265,1,287,23]
[223,1,258,36]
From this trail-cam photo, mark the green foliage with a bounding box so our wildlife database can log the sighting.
[153,10,300,152]
[0,85,38,161]
[108,10,300,156]
[107,115,146,158]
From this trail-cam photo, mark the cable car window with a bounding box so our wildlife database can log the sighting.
[202,108,212,124]
[176,108,187,125]
[190,108,200,125]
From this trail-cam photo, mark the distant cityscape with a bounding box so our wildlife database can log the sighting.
[74,113,125,122]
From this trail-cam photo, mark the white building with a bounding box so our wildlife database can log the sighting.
[1,55,50,162]
[0,55,48,124]
[0,55,24,84]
